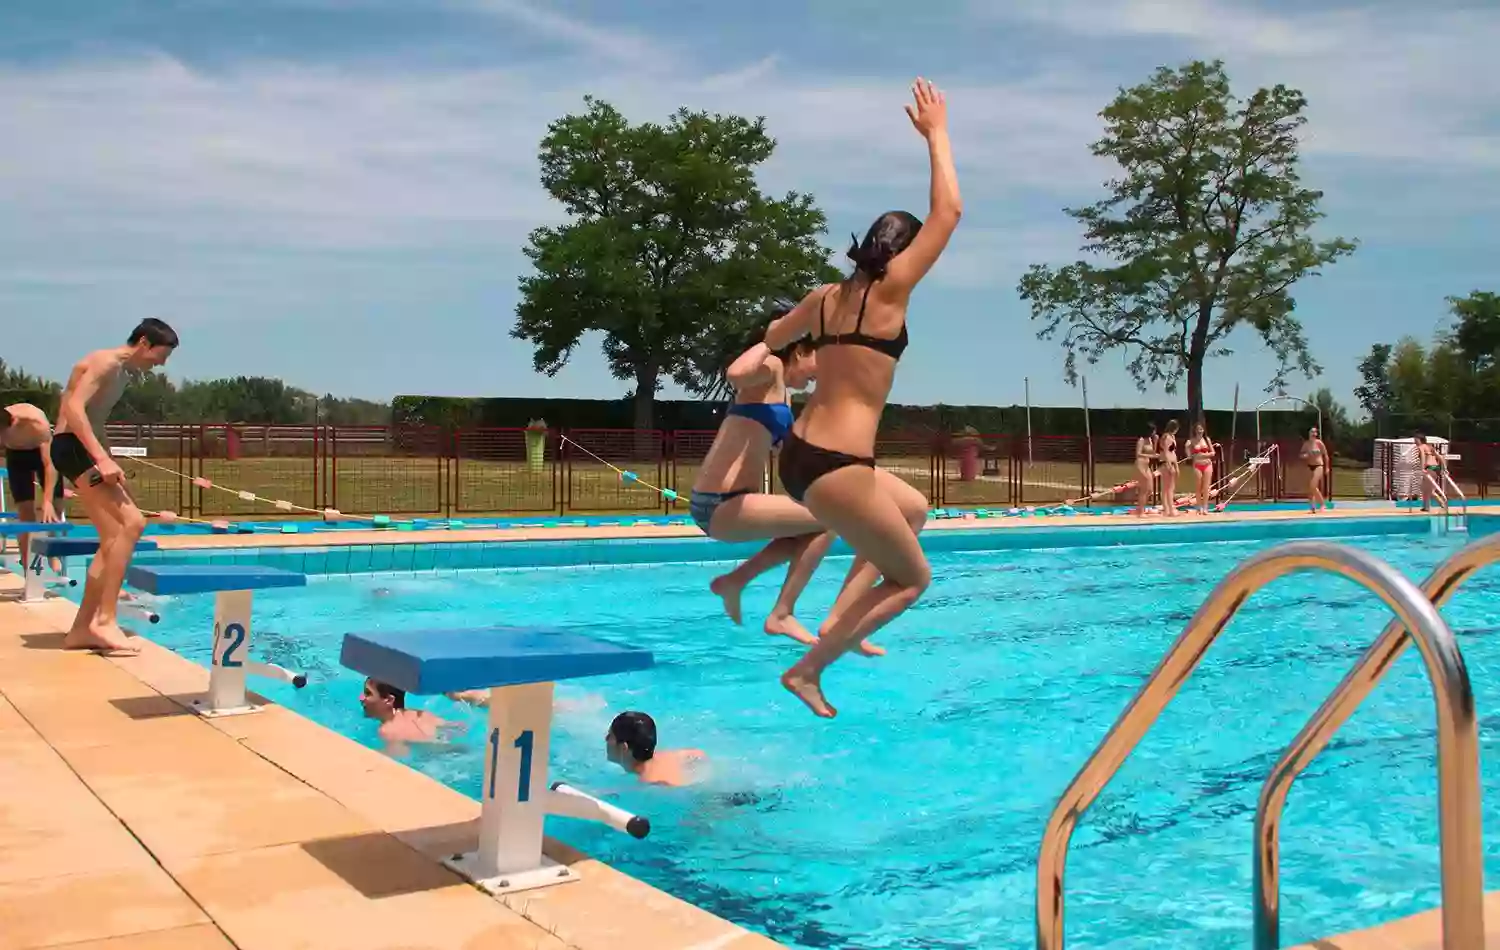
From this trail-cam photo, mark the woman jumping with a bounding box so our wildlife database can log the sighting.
[1186,420,1215,515]
[693,328,881,654]
[763,76,961,718]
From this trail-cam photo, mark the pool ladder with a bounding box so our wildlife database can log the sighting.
[1035,534,1500,950]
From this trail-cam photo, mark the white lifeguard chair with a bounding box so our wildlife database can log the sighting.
[1371,436,1451,501]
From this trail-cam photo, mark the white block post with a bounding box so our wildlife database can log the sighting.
[200,589,259,717]
[445,680,577,894]
[21,536,46,603]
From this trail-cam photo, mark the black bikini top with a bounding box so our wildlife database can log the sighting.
[811,283,908,361]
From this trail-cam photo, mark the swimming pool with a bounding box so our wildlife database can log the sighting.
[95,528,1500,948]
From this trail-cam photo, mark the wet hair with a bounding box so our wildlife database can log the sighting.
[609,711,657,762]
[847,211,923,279]
[128,317,178,349]
[370,680,405,710]
[1164,419,1179,435]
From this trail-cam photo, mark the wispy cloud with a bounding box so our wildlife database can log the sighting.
[453,0,671,67]
[976,0,1500,170]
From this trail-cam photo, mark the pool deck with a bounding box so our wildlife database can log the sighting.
[0,574,782,950]
[0,505,1481,949]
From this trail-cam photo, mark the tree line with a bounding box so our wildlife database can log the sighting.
[1353,292,1500,441]
[0,362,389,426]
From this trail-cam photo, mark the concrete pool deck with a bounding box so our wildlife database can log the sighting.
[0,506,1484,948]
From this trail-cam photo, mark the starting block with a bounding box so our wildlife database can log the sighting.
[339,626,655,895]
[125,565,310,716]
[24,535,160,610]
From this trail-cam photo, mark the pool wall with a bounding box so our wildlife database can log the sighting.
[107,515,1440,577]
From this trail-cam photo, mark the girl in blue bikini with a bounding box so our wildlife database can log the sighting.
[694,323,886,653]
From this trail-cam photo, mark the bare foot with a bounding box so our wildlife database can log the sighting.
[64,620,139,655]
[781,668,835,718]
[710,574,744,625]
[764,612,817,645]
[814,626,885,657]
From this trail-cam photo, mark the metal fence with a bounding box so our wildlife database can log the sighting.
[55,423,1500,519]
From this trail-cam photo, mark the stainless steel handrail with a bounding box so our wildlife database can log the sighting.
[1442,470,1468,528]
[1253,531,1499,948]
[1035,541,1483,950]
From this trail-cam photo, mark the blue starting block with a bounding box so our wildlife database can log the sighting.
[1,521,85,603]
[23,536,160,616]
[126,565,310,717]
[340,626,654,895]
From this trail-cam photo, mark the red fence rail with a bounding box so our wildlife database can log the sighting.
[55,423,1498,520]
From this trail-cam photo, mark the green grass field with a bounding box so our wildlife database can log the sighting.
[22,452,1443,522]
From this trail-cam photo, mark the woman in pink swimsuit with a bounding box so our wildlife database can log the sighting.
[1186,421,1215,515]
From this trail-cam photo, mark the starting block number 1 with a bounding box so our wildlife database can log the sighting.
[488,728,535,803]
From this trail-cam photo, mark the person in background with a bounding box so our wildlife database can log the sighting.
[1,402,65,575]
[1414,431,1444,513]
[1186,420,1216,515]
[1300,426,1329,513]
[360,678,451,750]
[1134,422,1159,518]
[606,711,706,787]
[1158,419,1180,517]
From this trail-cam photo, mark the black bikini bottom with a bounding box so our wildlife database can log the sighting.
[777,431,875,503]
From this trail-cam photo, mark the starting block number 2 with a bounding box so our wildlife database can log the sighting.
[488,728,535,803]
[216,622,246,667]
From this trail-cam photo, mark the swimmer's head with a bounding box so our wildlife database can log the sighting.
[848,211,923,280]
[360,677,405,721]
[774,339,817,390]
[606,711,657,767]
[126,317,179,370]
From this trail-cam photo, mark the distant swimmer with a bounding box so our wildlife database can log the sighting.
[360,678,452,750]
[606,711,706,787]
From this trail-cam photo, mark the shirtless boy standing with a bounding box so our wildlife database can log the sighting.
[1,402,65,574]
[52,318,178,653]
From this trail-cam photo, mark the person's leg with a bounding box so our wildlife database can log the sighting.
[782,466,931,718]
[1135,464,1151,516]
[710,535,803,625]
[1309,465,1324,512]
[763,531,835,645]
[1162,467,1177,517]
[64,481,143,653]
[14,499,36,569]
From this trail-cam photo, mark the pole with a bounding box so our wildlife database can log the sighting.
[1230,383,1240,450]
[1082,377,1093,497]
[1025,377,1033,467]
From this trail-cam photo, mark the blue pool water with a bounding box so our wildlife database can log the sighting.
[78,528,1500,948]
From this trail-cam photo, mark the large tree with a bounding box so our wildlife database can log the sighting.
[1018,60,1357,421]
[1353,343,1394,424]
[512,97,840,430]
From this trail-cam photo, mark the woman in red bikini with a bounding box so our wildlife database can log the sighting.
[1186,421,1216,515]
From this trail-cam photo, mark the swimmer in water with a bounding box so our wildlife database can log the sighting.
[762,77,960,718]
[360,678,451,751]
[606,711,705,787]
[696,323,884,653]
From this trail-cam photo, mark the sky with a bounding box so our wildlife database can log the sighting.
[1,0,1495,413]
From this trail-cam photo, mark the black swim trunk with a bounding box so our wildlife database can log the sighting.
[49,433,98,486]
[4,447,65,504]
[777,431,876,503]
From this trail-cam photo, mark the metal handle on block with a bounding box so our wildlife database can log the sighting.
[548,782,650,839]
